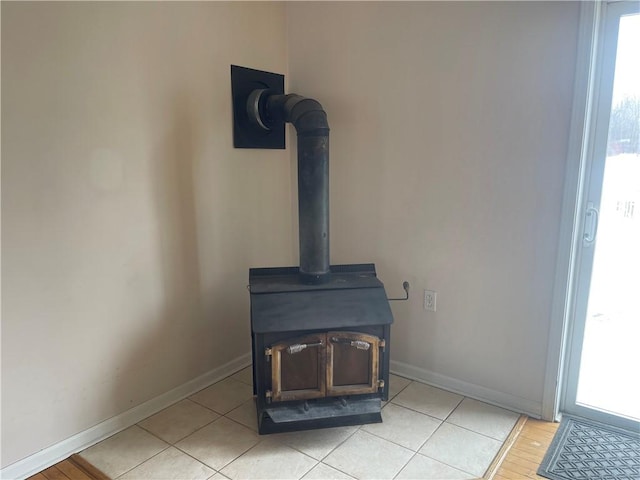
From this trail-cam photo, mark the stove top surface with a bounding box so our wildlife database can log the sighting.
[249,264,384,294]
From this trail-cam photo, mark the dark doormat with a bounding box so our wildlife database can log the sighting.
[537,415,640,480]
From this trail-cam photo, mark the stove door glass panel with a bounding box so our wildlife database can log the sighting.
[332,343,371,386]
[327,331,380,396]
[281,345,320,391]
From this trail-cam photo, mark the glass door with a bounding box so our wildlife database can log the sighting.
[562,1,640,432]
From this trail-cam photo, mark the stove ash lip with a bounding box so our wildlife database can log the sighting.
[248,90,331,285]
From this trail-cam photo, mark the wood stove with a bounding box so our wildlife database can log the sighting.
[249,264,393,434]
[232,65,396,434]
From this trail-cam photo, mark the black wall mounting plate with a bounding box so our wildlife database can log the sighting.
[231,65,285,149]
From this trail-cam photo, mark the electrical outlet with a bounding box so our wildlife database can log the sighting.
[424,290,437,312]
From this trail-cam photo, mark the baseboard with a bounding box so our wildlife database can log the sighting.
[390,359,543,418]
[0,353,252,480]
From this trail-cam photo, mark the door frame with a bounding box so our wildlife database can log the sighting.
[543,0,640,429]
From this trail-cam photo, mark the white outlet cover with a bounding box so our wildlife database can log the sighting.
[424,290,437,312]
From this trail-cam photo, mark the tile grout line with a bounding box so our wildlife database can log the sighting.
[439,403,519,477]
[392,451,420,480]
[442,395,466,423]
[383,398,448,422]
[389,450,477,480]
[239,380,415,475]
[112,441,172,480]
[442,416,518,443]
[386,392,519,478]
[383,390,439,480]
[310,381,481,478]
[126,373,426,478]
[135,413,218,446]
[423,396,518,477]
[141,408,258,476]
[298,459,321,480]
[316,424,363,463]
[137,419,228,477]
[131,421,229,478]
[439,395,520,443]
[233,373,417,475]
[175,412,266,475]
[387,377,412,399]
[135,392,236,448]
[387,398,455,424]
[359,424,430,454]
[316,462,357,480]
[353,428,431,478]
[207,438,261,475]
[321,429,416,480]
[257,422,362,475]
[217,436,318,479]
[168,446,224,478]
[164,414,226,448]
[80,369,247,479]
[91,372,516,480]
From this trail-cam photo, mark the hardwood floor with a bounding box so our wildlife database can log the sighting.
[489,417,560,480]
[28,455,108,480]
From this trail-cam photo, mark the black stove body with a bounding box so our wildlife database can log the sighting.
[249,263,393,434]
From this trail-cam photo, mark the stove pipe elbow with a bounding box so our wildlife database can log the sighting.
[248,91,331,284]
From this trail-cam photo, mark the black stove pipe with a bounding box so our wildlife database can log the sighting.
[247,91,331,284]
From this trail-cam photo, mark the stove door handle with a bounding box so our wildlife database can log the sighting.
[350,340,371,350]
[286,341,323,354]
[330,337,371,350]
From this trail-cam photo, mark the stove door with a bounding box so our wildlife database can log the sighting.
[327,331,382,396]
[269,333,327,402]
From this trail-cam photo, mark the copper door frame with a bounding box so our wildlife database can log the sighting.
[268,331,382,402]
[269,333,327,402]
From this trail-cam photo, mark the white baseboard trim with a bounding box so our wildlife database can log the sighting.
[390,359,543,418]
[1,353,252,480]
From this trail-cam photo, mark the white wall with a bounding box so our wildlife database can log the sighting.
[2,1,583,469]
[287,2,580,413]
[1,2,290,468]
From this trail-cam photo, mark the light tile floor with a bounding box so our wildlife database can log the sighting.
[79,369,520,480]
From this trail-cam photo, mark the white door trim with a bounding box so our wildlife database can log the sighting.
[543,0,640,425]
[560,0,639,431]
[541,0,601,422]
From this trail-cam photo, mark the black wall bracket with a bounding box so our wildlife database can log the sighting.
[231,65,285,149]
